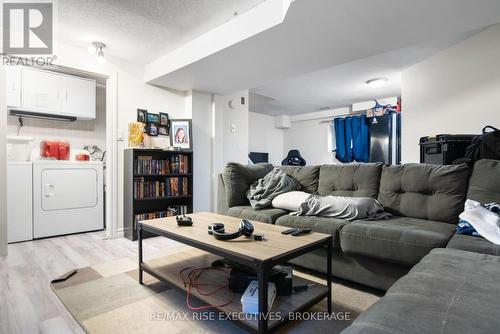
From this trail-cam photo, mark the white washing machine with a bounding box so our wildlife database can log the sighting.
[33,160,104,238]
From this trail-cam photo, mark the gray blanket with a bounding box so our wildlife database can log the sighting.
[292,194,391,221]
[247,168,301,209]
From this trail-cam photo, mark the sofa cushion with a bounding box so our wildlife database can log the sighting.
[446,233,500,256]
[378,163,469,223]
[318,163,382,198]
[341,248,500,334]
[278,166,320,193]
[467,159,500,204]
[222,163,273,207]
[340,217,456,266]
[275,215,351,250]
[227,206,288,224]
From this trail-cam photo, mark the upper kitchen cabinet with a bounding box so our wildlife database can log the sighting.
[22,67,61,113]
[59,74,96,119]
[6,66,96,120]
[6,67,21,108]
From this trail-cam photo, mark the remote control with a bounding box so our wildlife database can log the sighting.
[291,228,312,236]
[281,228,298,235]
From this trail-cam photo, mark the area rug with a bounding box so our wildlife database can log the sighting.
[51,248,380,334]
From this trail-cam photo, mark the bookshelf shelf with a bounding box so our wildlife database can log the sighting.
[134,195,192,201]
[124,148,193,241]
[133,173,193,177]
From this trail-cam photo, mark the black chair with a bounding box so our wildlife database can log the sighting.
[281,150,306,166]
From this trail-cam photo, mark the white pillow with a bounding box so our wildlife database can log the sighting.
[272,191,310,212]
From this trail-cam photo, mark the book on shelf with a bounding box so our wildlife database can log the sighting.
[134,206,188,225]
[134,154,190,175]
[133,176,189,198]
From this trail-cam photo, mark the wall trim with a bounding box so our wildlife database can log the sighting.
[0,67,7,256]
[105,72,119,239]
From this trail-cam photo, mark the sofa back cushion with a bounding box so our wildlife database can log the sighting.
[378,163,470,223]
[317,163,382,198]
[278,166,320,193]
[222,162,273,207]
[467,159,500,204]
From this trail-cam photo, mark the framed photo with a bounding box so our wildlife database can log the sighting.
[146,112,160,124]
[137,109,147,123]
[158,125,169,136]
[159,112,169,126]
[147,123,158,136]
[170,119,192,149]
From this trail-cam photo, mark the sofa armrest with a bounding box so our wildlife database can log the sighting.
[216,173,229,215]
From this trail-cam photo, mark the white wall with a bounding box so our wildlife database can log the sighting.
[282,108,348,165]
[214,90,250,172]
[248,112,284,165]
[402,24,500,162]
[0,68,7,256]
[52,42,187,232]
[283,119,337,165]
[190,90,213,212]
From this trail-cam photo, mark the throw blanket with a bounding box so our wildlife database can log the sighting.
[247,168,301,209]
[458,200,500,245]
[291,194,391,221]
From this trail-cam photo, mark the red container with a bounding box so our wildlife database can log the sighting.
[40,140,70,160]
[75,153,90,161]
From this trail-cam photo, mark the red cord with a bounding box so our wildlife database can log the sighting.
[179,266,234,310]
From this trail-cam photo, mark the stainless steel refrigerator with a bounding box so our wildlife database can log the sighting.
[369,112,401,165]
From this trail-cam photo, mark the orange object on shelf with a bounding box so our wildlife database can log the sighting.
[75,153,90,161]
[40,140,70,160]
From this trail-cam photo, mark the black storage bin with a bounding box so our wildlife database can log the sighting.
[419,134,477,165]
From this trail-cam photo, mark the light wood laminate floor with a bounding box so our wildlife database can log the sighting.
[0,231,178,334]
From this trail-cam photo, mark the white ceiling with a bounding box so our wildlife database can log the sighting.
[249,31,479,115]
[145,0,500,115]
[56,0,500,116]
[56,0,264,65]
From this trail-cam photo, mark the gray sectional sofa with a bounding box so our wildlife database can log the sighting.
[217,159,500,333]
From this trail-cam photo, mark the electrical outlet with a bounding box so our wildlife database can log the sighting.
[117,129,124,141]
[230,124,236,133]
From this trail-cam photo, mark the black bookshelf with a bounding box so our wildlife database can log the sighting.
[124,148,193,241]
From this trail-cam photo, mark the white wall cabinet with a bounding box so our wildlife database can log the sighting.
[60,74,96,119]
[7,162,33,243]
[22,68,61,113]
[5,67,21,108]
[6,67,96,120]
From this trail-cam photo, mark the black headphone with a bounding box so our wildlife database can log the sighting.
[208,219,254,241]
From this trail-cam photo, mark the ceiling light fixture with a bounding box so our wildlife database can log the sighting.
[366,77,388,88]
[89,41,106,63]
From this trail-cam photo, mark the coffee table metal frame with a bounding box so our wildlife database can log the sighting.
[138,222,332,334]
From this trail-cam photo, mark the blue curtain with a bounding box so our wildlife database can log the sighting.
[344,117,353,162]
[333,118,347,162]
[351,115,369,162]
[333,115,369,163]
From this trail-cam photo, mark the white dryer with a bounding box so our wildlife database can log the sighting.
[33,160,104,238]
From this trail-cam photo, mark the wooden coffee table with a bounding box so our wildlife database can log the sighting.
[138,212,332,334]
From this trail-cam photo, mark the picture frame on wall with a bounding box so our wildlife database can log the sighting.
[159,113,169,126]
[146,112,160,124]
[158,126,169,136]
[147,123,159,136]
[137,109,147,123]
[170,119,192,150]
